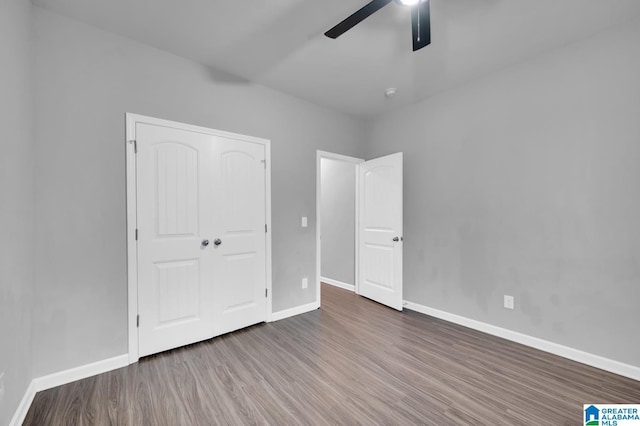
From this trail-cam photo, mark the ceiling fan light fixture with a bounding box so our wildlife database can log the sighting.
[325,0,431,51]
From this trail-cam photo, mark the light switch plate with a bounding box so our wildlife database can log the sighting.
[301,217,308,228]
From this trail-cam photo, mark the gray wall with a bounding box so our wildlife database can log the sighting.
[366,19,640,366]
[12,1,638,403]
[320,158,356,285]
[32,8,366,377]
[0,0,34,423]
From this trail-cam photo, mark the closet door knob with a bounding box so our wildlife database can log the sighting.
[213,238,222,246]
[201,240,210,247]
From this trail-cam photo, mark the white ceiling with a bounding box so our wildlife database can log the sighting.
[32,0,640,117]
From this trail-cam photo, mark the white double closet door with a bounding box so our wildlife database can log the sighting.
[136,122,267,357]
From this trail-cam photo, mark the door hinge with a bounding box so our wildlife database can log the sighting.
[261,159,266,169]
[265,288,268,298]
[136,314,140,327]
[135,229,138,240]
[129,139,137,153]
[265,224,267,233]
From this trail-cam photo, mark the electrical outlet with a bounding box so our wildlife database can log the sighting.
[302,277,308,289]
[0,371,5,402]
[504,295,515,310]
[301,217,308,228]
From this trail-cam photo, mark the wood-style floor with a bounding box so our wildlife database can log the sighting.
[25,283,640,425]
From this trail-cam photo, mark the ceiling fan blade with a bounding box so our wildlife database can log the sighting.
[325,0,393,39]
[411,0,431,51]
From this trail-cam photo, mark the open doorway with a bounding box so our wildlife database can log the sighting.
[315,151,363,305]
[316,150,404,310]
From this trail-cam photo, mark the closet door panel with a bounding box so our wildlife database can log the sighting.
[211,138,267,336]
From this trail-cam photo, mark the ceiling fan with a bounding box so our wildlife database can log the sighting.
[325,0,431,51]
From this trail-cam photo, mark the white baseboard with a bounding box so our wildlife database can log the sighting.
[9,354,128,426]
[321,277,355,292]
[403,301,640,382]
[270,301,319,322]
[33,354,129,392]
[9,381,36,426]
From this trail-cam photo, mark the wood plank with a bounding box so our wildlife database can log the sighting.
[24,283,640,425]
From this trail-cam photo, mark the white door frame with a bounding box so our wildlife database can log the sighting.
[315,150,363,307]
[125,113,272,364]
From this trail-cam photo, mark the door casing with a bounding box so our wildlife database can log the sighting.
[125,113,272,364]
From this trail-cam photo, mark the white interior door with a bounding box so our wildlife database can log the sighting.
[211,137,267,336]
[358,152,403,310]
[136,120,267,357]
[137,123,216,357]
